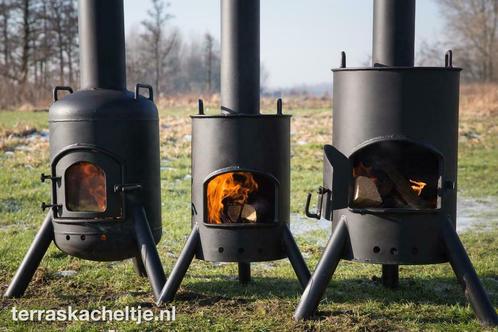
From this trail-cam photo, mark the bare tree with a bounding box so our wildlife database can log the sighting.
[436,0,498,82]
[204,33,214,92]
[141,0,177,95]
[0,0,13,72]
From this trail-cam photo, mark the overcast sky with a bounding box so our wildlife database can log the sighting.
[123,0,445,88]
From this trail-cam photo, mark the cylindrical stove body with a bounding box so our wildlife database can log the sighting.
[330,67,460,264]
[191,114,290,262]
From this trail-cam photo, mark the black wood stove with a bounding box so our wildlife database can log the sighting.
[295,0,497,326]
[157,0,310,304]
[4,0,166,300]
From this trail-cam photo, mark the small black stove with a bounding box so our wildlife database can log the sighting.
[157,0,310,305]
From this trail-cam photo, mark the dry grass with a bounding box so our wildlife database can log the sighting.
[460,84,498,117]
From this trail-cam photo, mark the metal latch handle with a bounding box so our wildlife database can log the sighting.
[114,184,143,193]
[304,186,330,220]
[41,202,61,212]
[40,173,61,183]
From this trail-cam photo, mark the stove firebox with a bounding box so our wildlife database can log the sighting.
[295,0,497,326]
[156,0,310,305]
[4,0,166,300]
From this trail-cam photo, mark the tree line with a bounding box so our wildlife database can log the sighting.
[0,0,221,108]
[0,0,496,108]
[419,0,497,82]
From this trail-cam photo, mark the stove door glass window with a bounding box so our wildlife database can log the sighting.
[206,171,276,224]
[65,162,107,212]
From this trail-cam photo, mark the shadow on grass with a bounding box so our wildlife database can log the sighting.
[174,274,497,308]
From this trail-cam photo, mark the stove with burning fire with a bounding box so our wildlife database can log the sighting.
[156,0,310,305]
[296,0,498,326]
[4,0,166,301]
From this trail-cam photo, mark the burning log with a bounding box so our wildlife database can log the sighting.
[352,176,383,208]
[375,161,427,209]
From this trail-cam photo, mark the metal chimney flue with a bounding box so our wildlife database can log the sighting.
[221,0,260,114]
[373,0,415,67]
[79,0,127,90]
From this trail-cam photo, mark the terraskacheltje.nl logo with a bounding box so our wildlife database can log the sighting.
[11,306,176,324]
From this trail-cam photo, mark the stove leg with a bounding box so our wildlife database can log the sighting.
[133,206,166,301]
[4,212,53,298]
[382,264,399,289]
[283,225,311,289]
[294,218,348,320]
[238,263,251,284]
[157,225,200,305]
[442,219,498,326]
[132,256,147,278]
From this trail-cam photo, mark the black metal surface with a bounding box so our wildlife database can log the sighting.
[296,0,496,326]
[381,265,399,289]
[133,205,166,300]
[373,0,415,67]
[330,68,460,264]
[441,219,498,326]
[191,115,290,262]
[283,225,311,289]
[221,0,260,114]
[49,88,161,261]
[238,263,251,284]
[163,0,309,303]
[4,213,53,298]
[132,256,147,277]
[157,226,200,305]
[294,218,348,320]
[79,0,126,90]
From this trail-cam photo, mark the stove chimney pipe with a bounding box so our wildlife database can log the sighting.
[221,0,260,115]
[79,0,127,90]
[372,0,415,67]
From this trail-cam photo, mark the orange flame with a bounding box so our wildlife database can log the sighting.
[66,162,107,212]
[409,179,427,196]
[207,172,259,224]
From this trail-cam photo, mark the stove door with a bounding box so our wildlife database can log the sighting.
[52,147,124,220]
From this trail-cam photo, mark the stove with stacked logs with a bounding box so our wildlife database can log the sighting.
[296,0,497,326]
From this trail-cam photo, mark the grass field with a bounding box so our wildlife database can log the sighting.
[0,87,497,331]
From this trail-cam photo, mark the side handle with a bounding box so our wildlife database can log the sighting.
[135,83,154,101]
[53,86,73,102]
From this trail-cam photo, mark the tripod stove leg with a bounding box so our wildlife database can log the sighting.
[382,264,399,289]
[238,263,251,284]
[4,212,53,298]
[441,219,498,326]
[133,206,166,301]
[294,218,348,320]
[283,225,311,289]
[157,225,200,305]
[132,255,147,277]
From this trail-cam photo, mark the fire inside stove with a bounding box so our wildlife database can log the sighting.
[66,162,107,212]
[206,171,276,224]
[350,141,440,210]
